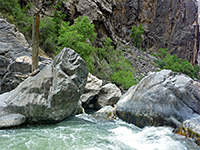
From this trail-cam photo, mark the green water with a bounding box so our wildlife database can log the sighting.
[0,114,198,150]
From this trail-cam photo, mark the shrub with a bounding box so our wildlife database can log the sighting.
[130,23,144,49]
[0,0,32,36]
[52,1,66,34]
[155,48,200,79]
[96,37,137,90]
[111,71,136,90]
[39,17,58,54]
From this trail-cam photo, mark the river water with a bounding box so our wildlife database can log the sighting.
[0,114,198,150]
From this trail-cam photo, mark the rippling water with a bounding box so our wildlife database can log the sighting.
[0,114,198,150]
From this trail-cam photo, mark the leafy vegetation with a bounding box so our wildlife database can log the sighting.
[39,17,58,55]
[0,0,32,36]
[96,37,137,89]
[155,48,200,79]
[130,23,144,49]
[39,1,67,55]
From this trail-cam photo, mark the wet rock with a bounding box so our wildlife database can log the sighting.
[75,100,85,115]
[0,48,88,128]
[116,70,200,128]
[0,114,26,129]
[175,115,200,146]
[94,106,116,120]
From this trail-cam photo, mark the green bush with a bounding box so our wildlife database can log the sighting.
[96,37,137,90]
[39,17,58,54]
[130,23,144,49]
[155,48,200,79]
[52,1,66,34]
[111,71,136,90]
[0,0,32,36]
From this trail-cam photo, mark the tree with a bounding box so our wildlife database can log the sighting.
[32,6,40,72]
[31,0,41,72]
[130,23,144,49]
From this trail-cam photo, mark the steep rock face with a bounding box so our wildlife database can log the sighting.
[116,70,200,128]
[0,18,52,94]
[0,48,88,128]
[64,0,199,64]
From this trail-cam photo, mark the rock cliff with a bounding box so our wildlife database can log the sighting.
[64,0,199,64]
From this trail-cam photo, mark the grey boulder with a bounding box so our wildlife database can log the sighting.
[116,70,200,128]
[0,114,26,128]
[80,73,121,110]
[80,73,103,109]
[0,48,88,128]
[96,83,122,109]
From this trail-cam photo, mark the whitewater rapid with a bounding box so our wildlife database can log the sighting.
[0,114,198,150]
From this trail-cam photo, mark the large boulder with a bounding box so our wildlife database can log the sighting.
[0,48,88,128]
[80,73,121,110]
[116,70,200,128]
[0,18,52,94]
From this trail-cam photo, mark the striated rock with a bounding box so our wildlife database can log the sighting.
[0,18,52,94]
[0,48,88,128]
[80,73,121,111]
[116,70,200,128]
[0,56,10,77]
[63,0,198,64]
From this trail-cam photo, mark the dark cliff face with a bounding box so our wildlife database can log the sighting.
[64,0,199,64]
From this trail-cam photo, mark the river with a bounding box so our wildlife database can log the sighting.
[0,114,198,150]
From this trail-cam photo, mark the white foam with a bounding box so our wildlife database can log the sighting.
[110,126,188,150]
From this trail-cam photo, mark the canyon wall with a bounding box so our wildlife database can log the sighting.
[64,0,199,64]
